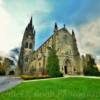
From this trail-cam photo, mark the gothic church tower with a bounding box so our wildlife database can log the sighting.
[18,17,35,74]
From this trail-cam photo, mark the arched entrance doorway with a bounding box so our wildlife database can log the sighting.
[64,66,67,74]
[64,58,71,75]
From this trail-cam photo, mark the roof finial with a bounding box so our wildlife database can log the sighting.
[72,30,75,37]
[54,22,58,32]
[64,24,66,29]
[72,30,76,41]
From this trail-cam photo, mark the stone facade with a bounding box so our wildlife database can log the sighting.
[18,17,83,75]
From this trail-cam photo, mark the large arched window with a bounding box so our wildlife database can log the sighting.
[29,43,32,49]
[25,42,28,48]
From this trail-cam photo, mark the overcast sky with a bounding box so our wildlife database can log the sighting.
[0,0,100,63]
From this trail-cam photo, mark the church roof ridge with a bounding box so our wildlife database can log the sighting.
[36,34,53,52]
[58,27,71,35]
[35,26,71,52]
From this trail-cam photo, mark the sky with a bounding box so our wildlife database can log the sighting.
[0,0,100,64]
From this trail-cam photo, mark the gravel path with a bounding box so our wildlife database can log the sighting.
[0,76,23,93]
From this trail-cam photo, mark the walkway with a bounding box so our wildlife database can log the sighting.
[0,76,22,93]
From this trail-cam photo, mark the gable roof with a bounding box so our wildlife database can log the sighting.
[35,27,72,52]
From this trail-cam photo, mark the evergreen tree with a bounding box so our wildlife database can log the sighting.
[46,44,62,77]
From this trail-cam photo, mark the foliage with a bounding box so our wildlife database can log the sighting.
[0,62,6,75]
[83,54,100,76]
[0,57,15,75]
[20,74,49,80]
[0,64,5,75]
[0,70,5,75]
[84,66,100,76]
[20,75,34,80]
[46,44,63,77]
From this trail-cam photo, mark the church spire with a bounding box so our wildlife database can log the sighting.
[29,16,32,26]
[28,16,33,29]
[24,16,34,35]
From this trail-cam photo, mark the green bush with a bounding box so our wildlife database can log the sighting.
[20,75,34,80]
[83,54,100,76]
[20,75,50,80]
[0,70,5,75]
[84,66,100,76]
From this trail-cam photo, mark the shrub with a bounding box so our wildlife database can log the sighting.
[83,54,100,76]
[20,75,34,80]
[84,66,100,76]
[20,74,50,80]
[0,70,5,75]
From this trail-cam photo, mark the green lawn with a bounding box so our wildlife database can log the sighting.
[0,77,100,100]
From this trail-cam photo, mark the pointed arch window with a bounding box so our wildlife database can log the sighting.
[25,42,28,48]
[29,43,32,49]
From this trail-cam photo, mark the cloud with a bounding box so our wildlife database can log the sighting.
[0,0,53,54]
[0,0,3,5]
[5,0,53,32]
[49,0,100,27]
[32,0,52,13]
[28,0,53,34]
[76,18,100,63]
[0,0,13,52]
[9,47,20,63]
[0,5,22,54]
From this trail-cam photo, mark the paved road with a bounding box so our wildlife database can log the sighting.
[0,76,23,93]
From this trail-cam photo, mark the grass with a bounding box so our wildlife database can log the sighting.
[0,77,100,100]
